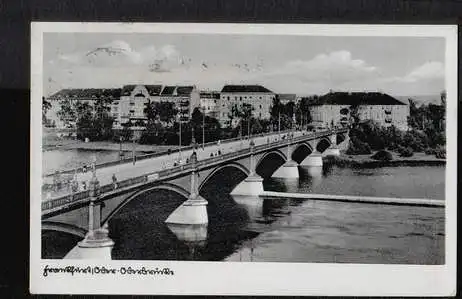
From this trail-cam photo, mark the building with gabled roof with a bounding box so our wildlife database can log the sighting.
[309,91,409,131]
[219,84,275,127]
[155,85,200,123]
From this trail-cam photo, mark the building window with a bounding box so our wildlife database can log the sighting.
[214,100,217,103]
[259,96,262,99]
[227,96,230,101]
[259,105,262,109]
[240,96,242,101]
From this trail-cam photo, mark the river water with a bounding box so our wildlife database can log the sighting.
[41,150,445,264]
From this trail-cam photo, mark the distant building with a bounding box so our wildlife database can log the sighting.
[155,85,200,122]
[112,84,162,128]
[278,93,296,105]
[46,88,121,129]
[219,85,275,128]
[199,91,220,119]
[309,92,409,131]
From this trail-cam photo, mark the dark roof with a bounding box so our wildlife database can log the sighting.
[316,92,407,106]
[48,88,121,100]
[176,86,194,96]
[121,85,136,96]
[221,85,273,93]
[160,86,176,96]
[144,85,163,96]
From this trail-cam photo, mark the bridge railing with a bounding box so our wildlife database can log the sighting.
[43,129,296,178]
[41,129,346,212]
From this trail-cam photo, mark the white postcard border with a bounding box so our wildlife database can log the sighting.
[30,22,457,296]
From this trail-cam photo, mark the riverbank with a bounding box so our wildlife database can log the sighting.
[43,138,179,153]
[324,151,446,168]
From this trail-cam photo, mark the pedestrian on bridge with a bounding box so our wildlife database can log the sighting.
[112,174,118,189]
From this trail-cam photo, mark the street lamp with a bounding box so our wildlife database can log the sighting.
[202,107,205,149]
[179,118,182,161]
[132,135,136,165]
[278,111,281,138]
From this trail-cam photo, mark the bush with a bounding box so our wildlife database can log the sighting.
[399,146,414,157]
[345,138,372,155]
[371,150,393,161]
[424,147,436,155]
[434,146,446,159]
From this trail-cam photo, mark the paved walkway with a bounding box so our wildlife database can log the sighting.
[43,131,304,200]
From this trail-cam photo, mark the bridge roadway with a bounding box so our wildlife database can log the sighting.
[43,130,306,200]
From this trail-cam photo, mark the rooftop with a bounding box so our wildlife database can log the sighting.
[315,92,407,106]
[48,88,121,100]
[144,85,163,96]
[221,85,273,93]
[160,86,177,96]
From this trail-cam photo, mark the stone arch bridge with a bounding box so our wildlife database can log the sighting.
[41,128,349,259]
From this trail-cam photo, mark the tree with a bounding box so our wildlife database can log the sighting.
[296,97,312,127]
[57,99,77,127]
[144,101,178,126]
[42,97,52,125]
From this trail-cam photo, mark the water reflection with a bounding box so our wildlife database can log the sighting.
[43,164,445,264]
[231,195,263,219]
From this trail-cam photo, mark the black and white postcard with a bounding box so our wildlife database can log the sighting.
[30,23,457,296]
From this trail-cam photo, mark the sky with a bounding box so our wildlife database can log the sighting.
[43,33,445,97]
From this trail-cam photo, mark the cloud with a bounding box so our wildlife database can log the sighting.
[267,51,378,86]
[400,61,445,82]
[51,40,183,71]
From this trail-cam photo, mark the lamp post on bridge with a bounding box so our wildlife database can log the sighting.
[202,107,205,150]
[76,158,114,259]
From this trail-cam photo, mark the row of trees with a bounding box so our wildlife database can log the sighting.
[346,93,446,157]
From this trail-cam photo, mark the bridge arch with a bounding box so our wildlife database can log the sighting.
[102,182,190,226]
[316,137,332,153]
[42,221,87,238]
[291,142,314,163]
[256,149,287,169]
[255,149,287,177]
[198,162,250,193]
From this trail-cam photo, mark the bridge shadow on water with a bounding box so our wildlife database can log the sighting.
[42,231,82,259]
[41,153,321,261]
[108,167,263,261]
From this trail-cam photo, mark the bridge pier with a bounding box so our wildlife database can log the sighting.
[323,146,340,157]
[166,147,208,226]
[231,139,264,196]
[271,135,299,179]
[68,171,114,260]
[300,151,323,177]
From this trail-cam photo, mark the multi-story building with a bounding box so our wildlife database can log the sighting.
[219,85,275,128]
[112,84,162,128]
[309,92,409,131]
[199,91,220,119]
[46,88,121,129]
[157,85,200,122]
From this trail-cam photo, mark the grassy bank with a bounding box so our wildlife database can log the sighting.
[323,151,446,168]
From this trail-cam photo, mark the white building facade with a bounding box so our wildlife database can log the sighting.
[219,85,275,128]
[199,91,220,119]
[309,92,409,131]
